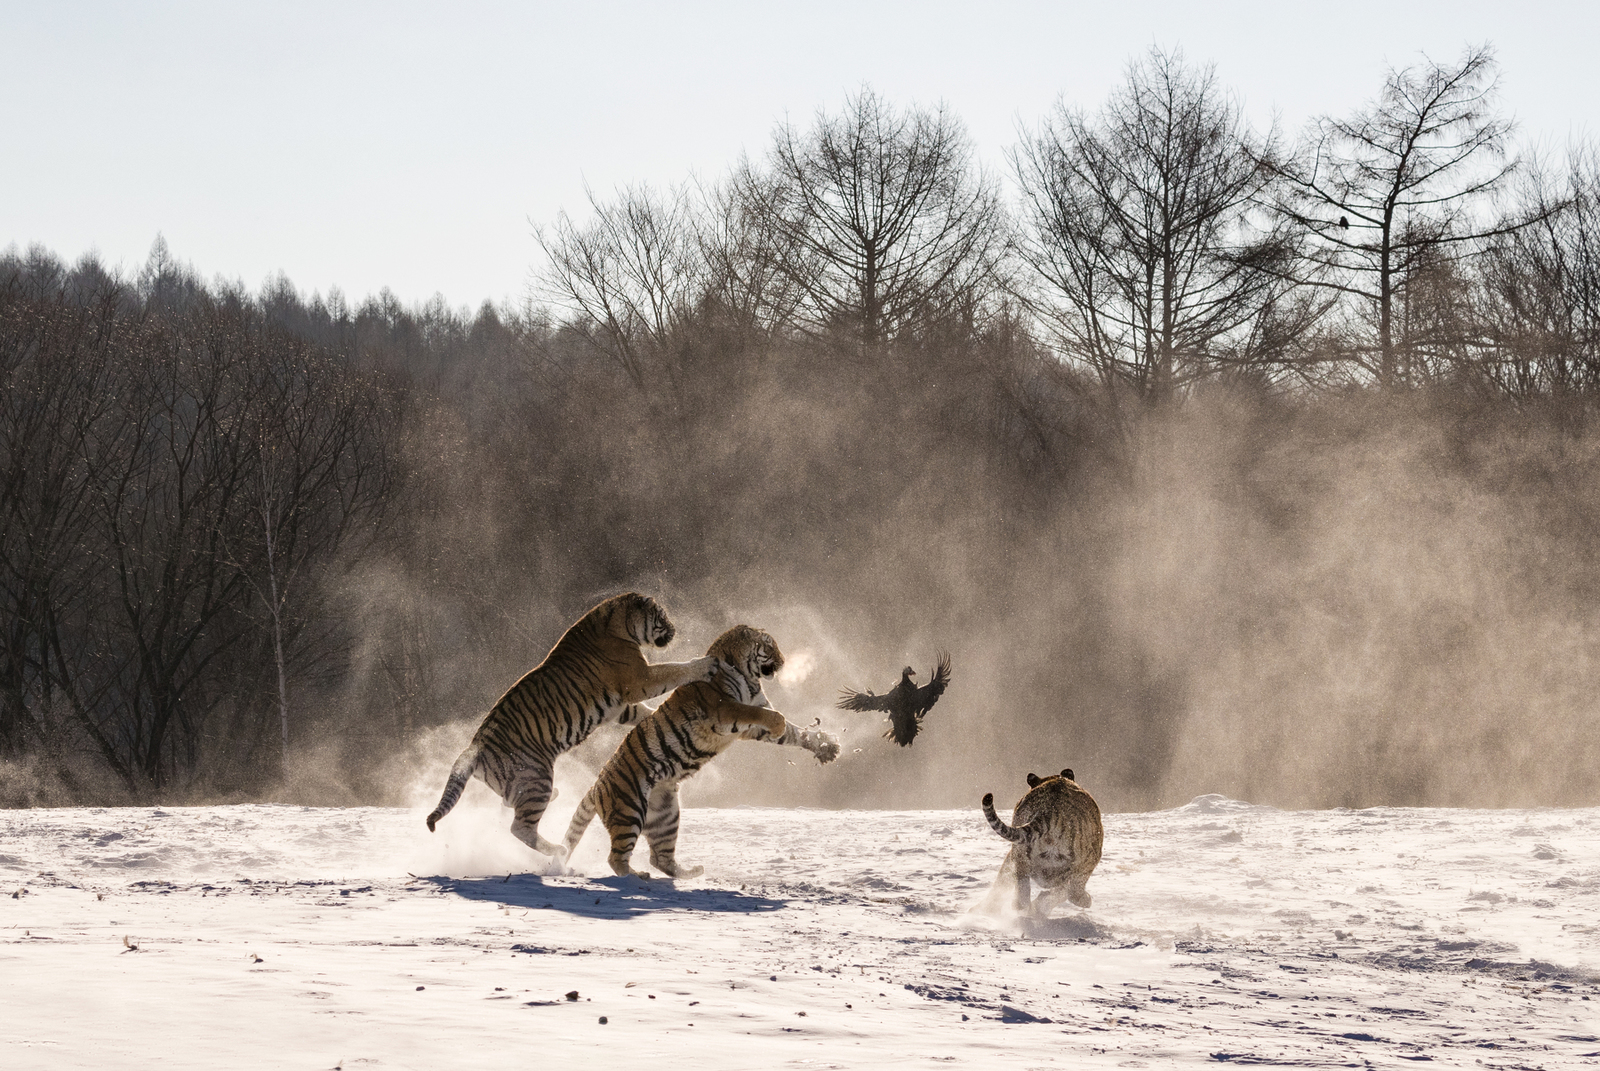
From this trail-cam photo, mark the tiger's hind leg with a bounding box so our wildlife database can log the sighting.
[507,763,565,858]
[604,820,652,879]
[1012,853,1034,914]
[644,782,702,879]
[590,780,653,879]
[1031,884,1073,918]
[975,847,1019,915]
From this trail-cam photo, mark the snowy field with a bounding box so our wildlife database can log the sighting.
[3,793,1598,1070]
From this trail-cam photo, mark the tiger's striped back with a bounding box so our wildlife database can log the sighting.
[467,622,640,800]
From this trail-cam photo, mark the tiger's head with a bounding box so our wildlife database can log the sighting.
[1025,769,1076,789]
[600,591,677,649]
[705,625,783,700]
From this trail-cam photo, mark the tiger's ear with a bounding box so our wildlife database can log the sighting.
[1061,768,1074,782]
[1026,773,1041,788]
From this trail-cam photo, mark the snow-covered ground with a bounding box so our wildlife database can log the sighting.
[3,793,1598,1069]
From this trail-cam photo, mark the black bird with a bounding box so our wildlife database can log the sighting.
[837,653,952,746]
[1338,215,1350,229]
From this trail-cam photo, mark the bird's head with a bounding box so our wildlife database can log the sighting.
[901,666,916,680]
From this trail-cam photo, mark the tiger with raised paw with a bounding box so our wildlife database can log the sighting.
[561,624,840,879]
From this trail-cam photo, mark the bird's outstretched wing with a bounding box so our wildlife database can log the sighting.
[913,652,951,714]
[838,688,891,712]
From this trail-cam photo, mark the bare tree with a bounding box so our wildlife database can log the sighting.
[537,183,704,388]
[743,87,1005,351]
[1013,47,1297,404]
[83,305,262,791]
[0,267,402,795]
[691,175,806,353]
[1266,45,1518,385]
[1477,148,1600,395]
[226,339,397,779]
[0,256,129,780]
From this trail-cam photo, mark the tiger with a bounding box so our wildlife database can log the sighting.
[424,592,718,857]
[979,768,1104,916]
[559,624,841,879]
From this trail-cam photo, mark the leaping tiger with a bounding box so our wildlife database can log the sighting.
[560,624,841,879]
[424,592,717,858]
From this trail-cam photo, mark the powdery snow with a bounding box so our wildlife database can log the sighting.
[3,793,1598,1069]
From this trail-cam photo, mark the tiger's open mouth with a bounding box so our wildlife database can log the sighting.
[759,661,777,677]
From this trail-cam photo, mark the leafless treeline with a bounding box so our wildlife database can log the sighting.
[544,46,1600,407]
[7,45,1600,808]
[0,243,398,799]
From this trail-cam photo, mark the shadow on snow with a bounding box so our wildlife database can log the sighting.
[427,873,788,919]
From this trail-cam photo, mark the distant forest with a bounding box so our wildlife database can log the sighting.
[6,47,1600,811]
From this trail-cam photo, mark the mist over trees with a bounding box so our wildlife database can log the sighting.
[7,45,1600,811]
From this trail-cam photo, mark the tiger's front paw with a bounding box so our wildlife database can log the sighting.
[689,655,721,682]
[800,728,842,764]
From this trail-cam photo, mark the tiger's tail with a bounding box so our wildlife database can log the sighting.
[982,792,1027,843]
[561,786,601,859]
[426,743,483,832]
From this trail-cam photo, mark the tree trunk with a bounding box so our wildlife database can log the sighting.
[262,505,289,778]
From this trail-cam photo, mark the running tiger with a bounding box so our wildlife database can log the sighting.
[979,769,1104,916]
[425,592,717,857]
[560,624,841,878]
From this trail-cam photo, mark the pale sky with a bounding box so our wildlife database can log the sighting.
[4,1,1597,310]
